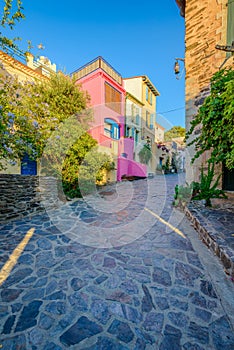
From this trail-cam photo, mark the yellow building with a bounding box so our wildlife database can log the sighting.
[123,76,160,173]
[125,92,144,163]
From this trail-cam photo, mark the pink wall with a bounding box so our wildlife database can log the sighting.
[117,158,147,181]
[77,71,103,106]
[76,65,145,181]
[119,137,134,159]
[77,69,126,117]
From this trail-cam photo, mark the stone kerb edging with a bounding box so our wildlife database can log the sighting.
[0,174,62,223]
[184,204,234,282]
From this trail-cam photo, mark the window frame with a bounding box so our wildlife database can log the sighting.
[104,118,120,140]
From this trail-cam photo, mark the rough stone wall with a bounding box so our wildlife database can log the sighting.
[0,175,62,223]
[184,0,233,182]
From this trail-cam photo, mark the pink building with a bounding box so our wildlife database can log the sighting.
[72,57,147,181]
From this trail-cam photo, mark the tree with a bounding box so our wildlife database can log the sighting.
[0,70,91,168]
[0,67,114,197]
[187,69,234,170]
[164,126,185,141]
[62,133,115,198]
[0,0,25,50]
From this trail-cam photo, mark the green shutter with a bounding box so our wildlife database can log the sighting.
[227,0,234,51]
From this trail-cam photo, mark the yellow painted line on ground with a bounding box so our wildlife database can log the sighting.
[0,227,35,286]
[144,207,186,239]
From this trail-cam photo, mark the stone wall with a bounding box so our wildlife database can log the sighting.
[184,0,233,183]
[185,204,234,281]
[0,175,62,223]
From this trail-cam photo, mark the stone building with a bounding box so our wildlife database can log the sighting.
[176,0,234,189]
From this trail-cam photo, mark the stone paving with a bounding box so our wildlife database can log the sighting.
[0,175,234,349]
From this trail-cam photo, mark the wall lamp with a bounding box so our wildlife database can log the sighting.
[174,58,185,79]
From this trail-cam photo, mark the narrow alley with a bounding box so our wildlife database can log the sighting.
[0,175,233,349]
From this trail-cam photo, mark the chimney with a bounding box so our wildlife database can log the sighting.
[25,52,34,69]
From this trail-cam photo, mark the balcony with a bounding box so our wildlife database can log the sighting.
[72,57,122,85]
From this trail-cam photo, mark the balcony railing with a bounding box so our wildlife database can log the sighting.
[72,56,122,85]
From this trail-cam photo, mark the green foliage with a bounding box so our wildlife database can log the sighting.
[192,162,227,207]
[62,133,115,198]
[173,182,195,207]
[162,156,170,172]
[164,126,185,141]
[173,162,227,208]
[138,144,152,164]
[0,0,25,51]
[0,96,18,165]
[187,69,234,170]
[0,70,91,168]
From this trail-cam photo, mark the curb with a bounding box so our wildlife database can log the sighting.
[184,205,234,282]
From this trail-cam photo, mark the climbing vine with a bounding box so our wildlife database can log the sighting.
[186,69,234,170]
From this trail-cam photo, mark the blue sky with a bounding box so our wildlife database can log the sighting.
[6,0,185,129]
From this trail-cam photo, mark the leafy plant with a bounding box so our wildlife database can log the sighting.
[138,144,152,164]
[162,156,170,173]
[61,132,115,198]
[173,182,194,207]
[186,69,234,170]
[164,126,186,141]
[0,0,25,51]
[192,161,227,207]
[0,70,91,168]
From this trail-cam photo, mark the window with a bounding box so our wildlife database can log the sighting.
[146,111,150,128]
[104,118,120,140]
[135,130,139,144]
[125,126,130,137]
[227,1,234,52]
[105,83,121,114]
[145,87,149,102]
[135,108,140,125]
[146,86,153,104]
[150,114,154,129]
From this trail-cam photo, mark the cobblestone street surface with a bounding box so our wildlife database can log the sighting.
[0,175,234,349]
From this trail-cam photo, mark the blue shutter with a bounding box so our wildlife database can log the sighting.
[21,153,37,175]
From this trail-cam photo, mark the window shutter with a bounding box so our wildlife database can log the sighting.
[105,82,121,113]
[146,87,148,101]
[227,0,234,53]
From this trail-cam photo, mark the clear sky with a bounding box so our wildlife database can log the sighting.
[7,0,185,129]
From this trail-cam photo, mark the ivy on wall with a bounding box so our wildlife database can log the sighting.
[187,69,234,170]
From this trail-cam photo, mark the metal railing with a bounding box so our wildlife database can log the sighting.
[72,56,122,85]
